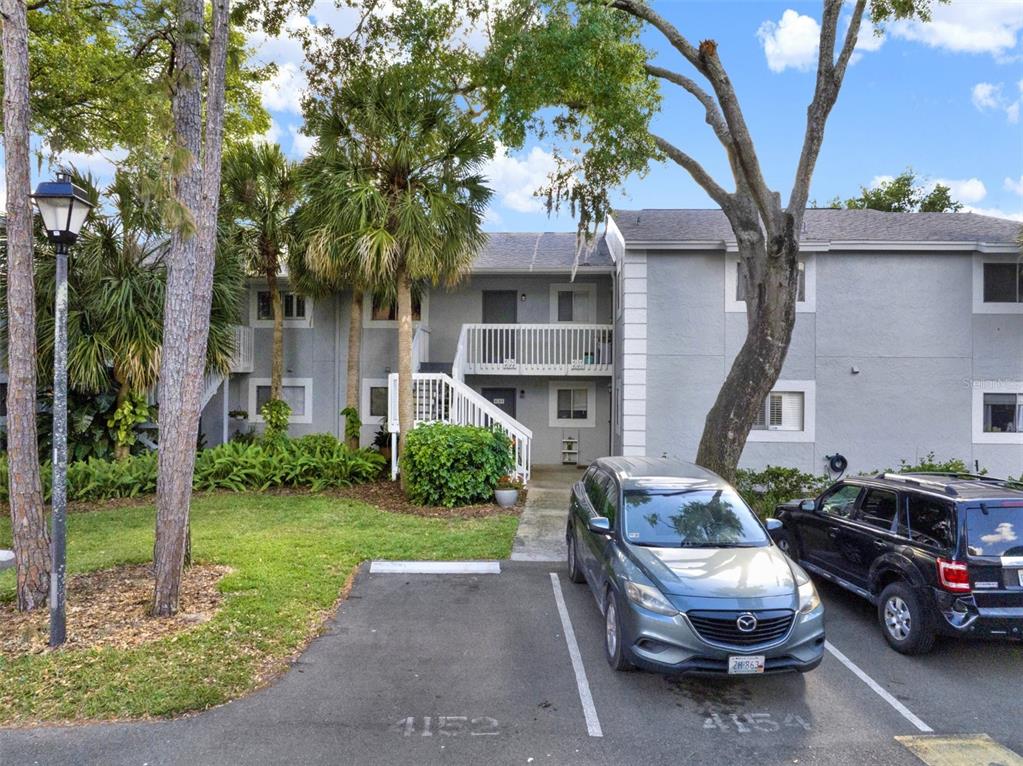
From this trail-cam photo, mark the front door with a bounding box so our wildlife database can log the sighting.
[481,387,516,419]
[482,290,517,363]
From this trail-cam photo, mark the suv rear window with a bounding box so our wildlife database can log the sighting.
[966,504,1023,558]
[897,495,955,550]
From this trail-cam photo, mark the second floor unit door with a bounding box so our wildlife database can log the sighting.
[483,290,518,364]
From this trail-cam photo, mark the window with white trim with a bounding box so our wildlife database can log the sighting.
[973,255,1023,314]
[247,378,313,424]
[726,255,815,313]
[973,382,1023,444]
[746,380,815,443]
[983,392,1022,433]
[752,391,804,431]
[364,292,427,326]
[250,287,313,328]
[549,283,596,323]
[361,378,389,425]
[549,382,596,428]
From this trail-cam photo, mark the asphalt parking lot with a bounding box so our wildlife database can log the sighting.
[2,561,1022,766]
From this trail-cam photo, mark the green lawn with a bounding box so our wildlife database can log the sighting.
[0,493,517,724]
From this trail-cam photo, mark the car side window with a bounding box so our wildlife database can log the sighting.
[897,495,955,550]
[819,484,861,519]
[597,475,619,524]
[858,489,898,531]
[583,471,605,513]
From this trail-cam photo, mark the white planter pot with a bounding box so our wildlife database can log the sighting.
[494,488,519,509]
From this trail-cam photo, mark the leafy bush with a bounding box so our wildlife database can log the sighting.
[260,398,292,443]
[887,452,978,475]
[107,392,156,456]
[734,466,831,519]
[0,435,385,504]
[340,406,362,444]
[401,423,513,507]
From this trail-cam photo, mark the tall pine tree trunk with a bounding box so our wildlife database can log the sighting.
[266,261,284,400]
[345,289,363,449]
[153,0,230,616]
[396,268,414,488]
[2,0,50,611]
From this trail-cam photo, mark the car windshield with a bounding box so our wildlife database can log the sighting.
[966,504,1023,557]
[622,488,769,548]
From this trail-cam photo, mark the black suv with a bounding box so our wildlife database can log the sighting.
[772,473,1023,655]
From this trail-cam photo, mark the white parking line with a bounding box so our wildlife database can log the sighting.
[824,640,933,733]
[549,573,603,738]
[369,561,501,574]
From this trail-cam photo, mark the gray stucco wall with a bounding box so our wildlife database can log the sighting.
[639,249,1023,478]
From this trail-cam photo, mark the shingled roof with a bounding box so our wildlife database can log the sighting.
[611,208,1021,246]
[472,232,614,272]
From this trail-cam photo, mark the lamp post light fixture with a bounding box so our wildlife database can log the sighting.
[31,172,93,647]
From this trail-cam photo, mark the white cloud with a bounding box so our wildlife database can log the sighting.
[932,177,987,204]
[757,10,821,73]
[56,147,128,183]
[1005,176,1023,196]
[255,118,283,146]
[260,61,305,115]
[888,2,1023,58]
[971,80,1022,123]
[288,125,316,158]
[482,143,556,213]
[963,205,1023,222]
[870,174,895,188]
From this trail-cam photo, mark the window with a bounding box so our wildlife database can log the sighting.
[983,393,1021,433]
[858,489,898,531]
[727,255,815,313]
[897,495,955,550]
[982,262,1022,303]
[549,283,596,323]
[737,261,805,302]
[549,382,596,428]
[623,489,769,547]
[819,484,861,519]
[584,471,618,522]
[361,378,390,425]
[250,287,313,328]
[364,293,427,326]
[747,381,814,443]
[973,382,1023,444]
[973,255,1023,314]
[247,378,313,424]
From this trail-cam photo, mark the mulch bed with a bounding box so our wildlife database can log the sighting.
[0,564,229,657]
[332,480,523,518]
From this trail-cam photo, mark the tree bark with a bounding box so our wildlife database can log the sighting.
[396,268,414,488]
[266,259,284,400]
[345,289,363,449]
[2,0,50,611]
[152,0,230,617]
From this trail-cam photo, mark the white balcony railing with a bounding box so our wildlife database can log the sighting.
[230,325,254,373]
[460,323,613,376]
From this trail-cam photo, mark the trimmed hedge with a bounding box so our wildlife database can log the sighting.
[0,434,385,504]
[401,423,513,507]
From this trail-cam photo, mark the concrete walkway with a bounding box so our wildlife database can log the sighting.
[509,465,582,562]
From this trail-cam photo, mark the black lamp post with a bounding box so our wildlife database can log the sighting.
[31,172,93,647]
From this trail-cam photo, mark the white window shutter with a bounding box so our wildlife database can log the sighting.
[780,392,804,430]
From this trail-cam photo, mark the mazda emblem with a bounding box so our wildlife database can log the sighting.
[736,613,758,633]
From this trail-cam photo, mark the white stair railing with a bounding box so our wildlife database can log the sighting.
[387,372,531,483]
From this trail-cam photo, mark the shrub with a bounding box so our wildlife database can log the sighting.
[401,423,513,507]
[0,435,385,504]
[260,398,292,444]
[734,466,831,519]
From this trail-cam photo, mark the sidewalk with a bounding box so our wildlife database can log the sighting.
[510,465,581,562]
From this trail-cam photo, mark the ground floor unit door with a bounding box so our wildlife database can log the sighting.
[481,387,517,420]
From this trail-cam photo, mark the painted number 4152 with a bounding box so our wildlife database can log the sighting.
[704,713,811,733]
[394,716,499,737]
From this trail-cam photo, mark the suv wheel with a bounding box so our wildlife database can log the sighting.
[566,528,585,584]
[604,592,634,672]
[878,582,936,655]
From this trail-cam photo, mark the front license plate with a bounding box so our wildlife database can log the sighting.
[728,655,765,674]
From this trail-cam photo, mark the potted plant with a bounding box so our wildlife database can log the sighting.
[494,475,523,508]
[228,409,248,421]
[373,424,392,461]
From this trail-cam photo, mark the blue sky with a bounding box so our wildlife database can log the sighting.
[29,1,1023,231]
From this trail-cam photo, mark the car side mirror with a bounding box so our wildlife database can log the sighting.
[800,499,816,512]
[765,518,783,532]
[588,516,612,534]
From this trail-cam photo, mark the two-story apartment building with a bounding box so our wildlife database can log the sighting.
[201,208,1023,480]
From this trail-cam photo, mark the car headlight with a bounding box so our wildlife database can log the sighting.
[624,580,678,616]
[798,578,821,614]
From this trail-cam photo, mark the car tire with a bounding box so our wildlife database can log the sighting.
[604,591,634,672]
[566,528,586,584]
[774,529,801,561]
[877,581,936,655]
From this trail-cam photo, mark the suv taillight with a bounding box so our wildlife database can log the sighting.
[937,558,970,593]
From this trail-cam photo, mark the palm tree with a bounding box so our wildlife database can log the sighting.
[221,142,297,401]
[21,167,243,459]
[294,66,492,471]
